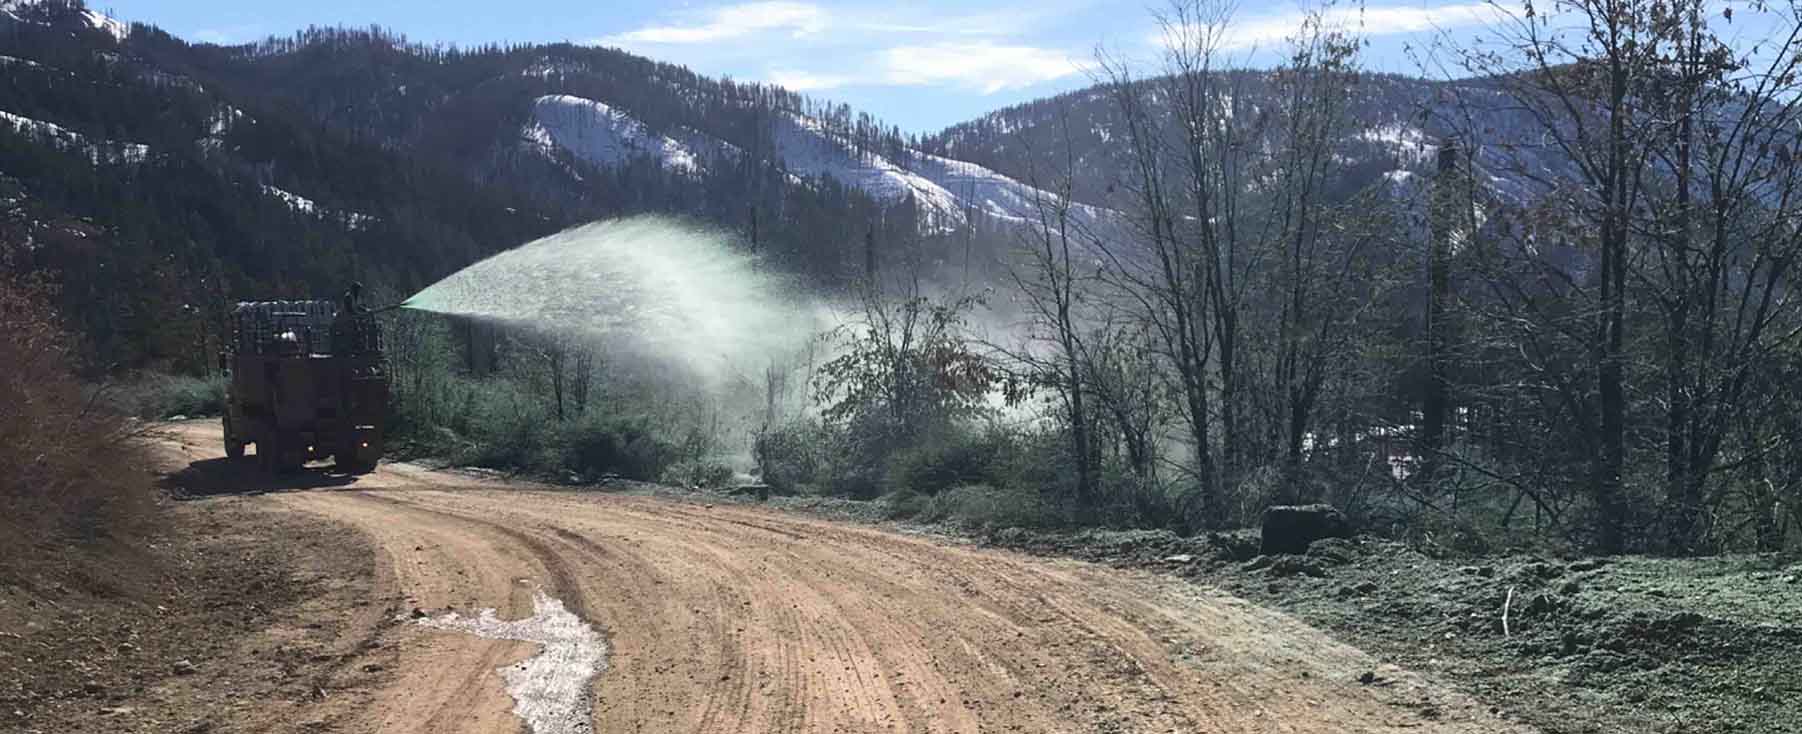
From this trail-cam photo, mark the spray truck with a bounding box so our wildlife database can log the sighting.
[220,287,388,473]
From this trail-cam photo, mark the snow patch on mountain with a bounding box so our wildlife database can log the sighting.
[83,7,126,40]
[1357,122,1433,167]
[0,1,127,40]
[262,184,317,214]
[767,112,955,208]
[525,94,1108,232]
[261,184,378,231]
[766,111,1105,229]
[0,109,148,164]
[528,95,701,173]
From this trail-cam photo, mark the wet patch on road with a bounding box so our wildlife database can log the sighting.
[418,591,608,734]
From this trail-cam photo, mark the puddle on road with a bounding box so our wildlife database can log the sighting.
[417,591,608,734]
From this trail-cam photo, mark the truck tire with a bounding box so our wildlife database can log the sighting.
[223,414,245,459]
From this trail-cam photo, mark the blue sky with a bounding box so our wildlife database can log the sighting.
[96,0,1786,133]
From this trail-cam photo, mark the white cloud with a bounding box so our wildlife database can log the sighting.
[595,2,1089,98]
[1154,2,1509,51]
[603,2,828,45]
[766,69,853,91]
[193,24,263,45]
[880,42,1087,94]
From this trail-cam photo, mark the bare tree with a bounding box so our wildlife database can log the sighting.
[1009,105,1099,504]
[1453,0,1672,552]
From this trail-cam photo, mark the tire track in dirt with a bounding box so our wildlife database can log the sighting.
[159,420,1533,734]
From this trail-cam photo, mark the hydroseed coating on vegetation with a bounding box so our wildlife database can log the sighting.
[418,591,607,734]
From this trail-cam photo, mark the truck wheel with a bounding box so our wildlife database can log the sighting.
[223,414,245,459]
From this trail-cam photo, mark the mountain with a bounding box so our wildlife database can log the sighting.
[0,1,1021,371]
[0,0,1687,375]
[923,72,1470,210]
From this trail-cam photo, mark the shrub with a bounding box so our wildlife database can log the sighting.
[754,418,831,494]
[455,382,556,471]
[115,372,227,419]
[920,484,1058,531]
[662,459,736,489]
[1,261,153,563]
[878,489,930,519]
[559,416,677,481]
[882,428,1006,495]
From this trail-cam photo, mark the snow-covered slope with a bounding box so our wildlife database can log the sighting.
[0,0,127,40]
[260,184,378,231]
[527,95,707,173]
[524,93,1104,231]
[0,110,148,164]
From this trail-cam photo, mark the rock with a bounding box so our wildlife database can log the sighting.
[1206,532,1261,562]
[1568,558,1609,573]
[1512,562,1563,581]
[1783,574,1798,585]
[1559,579,1583,595]
[1304,537,1360,565]
[1162,554,1197,564]
[1525,593,1555,615]
[1560,631,1583,655]
[361,663,384,673]
[1266,556,1328,578]
[1259,504,1353,556]
[1243,555,1276,571]
[1358,671,1377,685]
[171,659,197,676]
[410,608,427,619]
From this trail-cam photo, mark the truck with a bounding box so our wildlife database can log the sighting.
[220,291,387,474]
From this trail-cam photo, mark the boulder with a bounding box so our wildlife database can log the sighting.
[1259,504,1353,556]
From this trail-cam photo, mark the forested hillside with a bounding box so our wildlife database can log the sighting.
[0,0,954,372]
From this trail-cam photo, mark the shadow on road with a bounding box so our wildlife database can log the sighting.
[164,457,362,498]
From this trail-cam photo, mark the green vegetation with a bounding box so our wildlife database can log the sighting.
[113,373,228,419]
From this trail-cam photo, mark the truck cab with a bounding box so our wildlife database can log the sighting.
[221,298,387,473]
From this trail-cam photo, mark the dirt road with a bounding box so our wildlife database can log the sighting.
[156,421,1528,734]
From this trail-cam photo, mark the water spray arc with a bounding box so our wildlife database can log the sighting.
[399,215,818,381]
